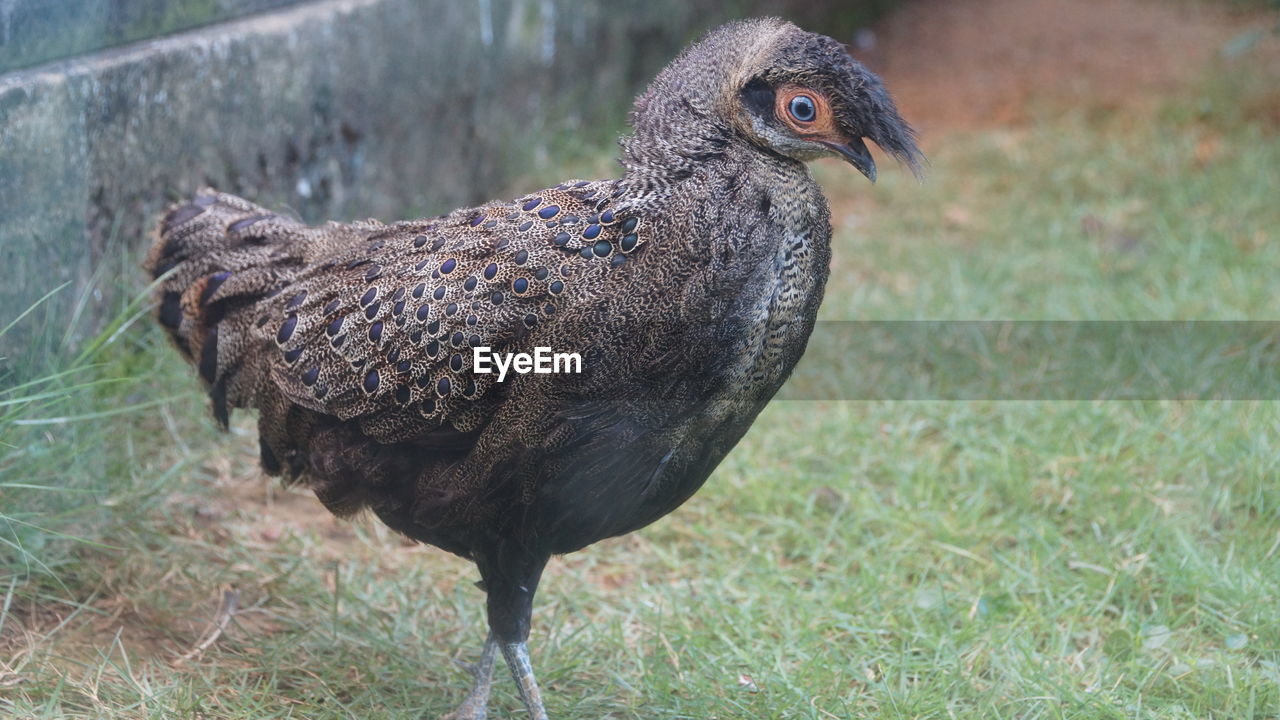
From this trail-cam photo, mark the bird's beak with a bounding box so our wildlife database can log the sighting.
[821,137,877,183]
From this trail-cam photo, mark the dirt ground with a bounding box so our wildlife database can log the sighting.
[865,0,1279,134]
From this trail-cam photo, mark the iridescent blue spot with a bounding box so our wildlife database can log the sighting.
[410,330,423,344]
[415,259,431,271]
[549,280,564,295]
[621,217,639,233]
[446,303,458,316]
[327,316,345,337]
[283,347,303,363]
[554,232,571,246]
[413,283,426,298]
[331,334,346,348]
[583,224,601,240]
[579,248,594,259]
[544,303,556,315]
[426,340,440,357]
[535,268,549,280]
[363,369,380,394]
[392,287,406,301]
[464,378,477,396]
[364,301,381,320]
[491,291,504,305]
[417,304,431,321]
[469,333,482,346]
[437,377,451,396]
[450,354,463,372]
[415,375,431,389]
[413,235,428,247]
[397,360,411,373]
[388,347,400,363]
[611,254,627,268]
[593,241,611,257]
[522,197,541,211]
[302,366,319,386]
[538,205,560,219]
[512,277,529,294]
[483,263,498,280]
[519,221,533,232]
[431,237,446,251]
[369,321,384,342]
[451,331,465,347]
[469,214,484,227]
[421,398,437,414]
[395,386,411,404]
[393,300,406,316]
[365,264,382,281]
[483,220,497,229]
[561,215,579,224]
[601,209,615,224]
[464,276,478,291]
[440,258,457,274]
[524,313,538,328]
[514,250,529,265]
[621,233,639,252]
[277,315,298,344]
[324,299,340,315]
[433,286,447,300]
[427,320,441,335]
[360,287,377,306]
[286,290,307,309]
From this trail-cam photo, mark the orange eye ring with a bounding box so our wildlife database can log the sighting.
[775,85,837,138]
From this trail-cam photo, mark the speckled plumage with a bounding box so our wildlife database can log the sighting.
[146,18,920,718]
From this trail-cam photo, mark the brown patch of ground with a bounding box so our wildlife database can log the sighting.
[865,0,1279,134]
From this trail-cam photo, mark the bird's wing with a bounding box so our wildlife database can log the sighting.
[257,179,650,443]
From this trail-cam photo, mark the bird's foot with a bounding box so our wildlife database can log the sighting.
[438,636,498,720]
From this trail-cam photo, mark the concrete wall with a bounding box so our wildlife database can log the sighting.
[0,0,884,369]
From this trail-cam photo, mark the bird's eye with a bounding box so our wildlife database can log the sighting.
[788,95,817,123]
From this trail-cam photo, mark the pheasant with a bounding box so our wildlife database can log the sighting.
[146,18,920,719]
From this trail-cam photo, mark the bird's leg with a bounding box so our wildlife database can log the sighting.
[439,633,498,720]
[478,546,550,719]
[500,641,548,720]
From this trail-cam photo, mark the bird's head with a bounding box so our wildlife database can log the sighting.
[625,18,923,183]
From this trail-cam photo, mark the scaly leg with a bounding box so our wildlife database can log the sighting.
[440,634,498,720]
[500,641,549,720]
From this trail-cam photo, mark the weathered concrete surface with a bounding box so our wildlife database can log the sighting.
[0,0,306,73]
[0,0,730,367]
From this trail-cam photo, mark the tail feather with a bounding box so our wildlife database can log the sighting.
[146,189,309,426]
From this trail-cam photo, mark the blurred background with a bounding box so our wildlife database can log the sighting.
[2,1,1279,718]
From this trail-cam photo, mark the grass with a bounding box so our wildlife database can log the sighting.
[3,45,1280,720]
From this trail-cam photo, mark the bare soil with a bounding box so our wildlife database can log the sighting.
[867,0,1279,133]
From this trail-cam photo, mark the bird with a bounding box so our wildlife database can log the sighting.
[145,17,920,719]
